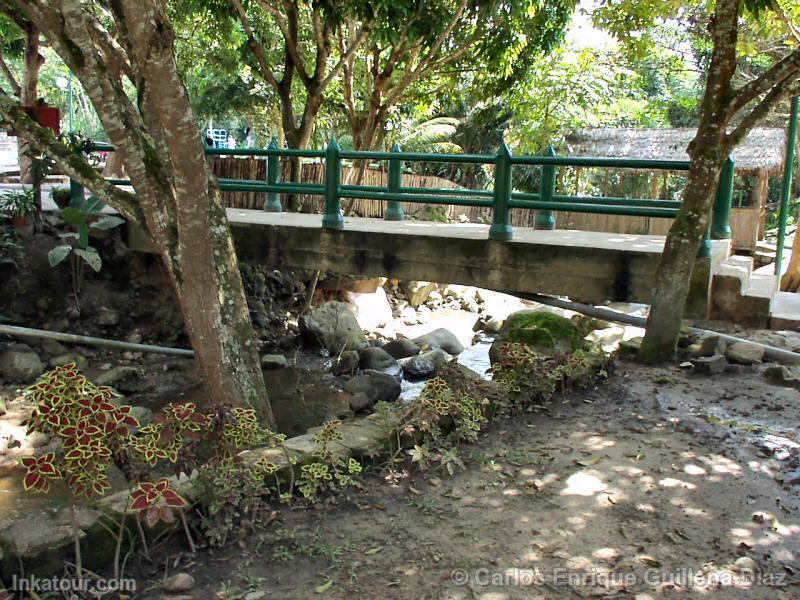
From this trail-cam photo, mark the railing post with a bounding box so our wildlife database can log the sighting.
[535,145,557,230]
[489,143,513,241]
[385,143,405,221]
[323,137,344,230]
[263,135,282,212]
[711,156,734,239]
[776,95,799,276]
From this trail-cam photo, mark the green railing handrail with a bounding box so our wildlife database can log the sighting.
[90,140,692,172]
[79,136,730,258]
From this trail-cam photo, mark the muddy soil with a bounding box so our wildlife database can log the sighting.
[122,359,800,600]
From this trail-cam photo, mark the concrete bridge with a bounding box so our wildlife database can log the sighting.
[226,209,724,316]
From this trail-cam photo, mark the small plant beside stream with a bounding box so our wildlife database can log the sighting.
[48,195,125,310]
[396,340,609,476]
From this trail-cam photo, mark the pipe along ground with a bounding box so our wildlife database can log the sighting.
[512,292,800,366]
[0,324,194,357]
[2,295,800,365]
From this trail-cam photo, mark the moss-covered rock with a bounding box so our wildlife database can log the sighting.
[489,310,585,364]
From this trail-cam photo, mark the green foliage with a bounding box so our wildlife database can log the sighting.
[412,205,448,223]
[400,377,487,474]
[0,188,37,217]
[20,363,138,499]
[491,343,607,407]
[298,421,362,501]
[0,225,23,267]
[48,193,124,308]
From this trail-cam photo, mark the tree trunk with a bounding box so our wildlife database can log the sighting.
[18,21,41,184]
[640,0,740,362]
[5,0,275,427]
[117,1,275,426]
[639,156,723,362]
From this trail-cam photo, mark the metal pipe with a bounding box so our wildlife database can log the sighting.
[0,324,194,357]
[511,292,800,365]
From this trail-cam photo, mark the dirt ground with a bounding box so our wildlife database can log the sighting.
[124,359,800,600]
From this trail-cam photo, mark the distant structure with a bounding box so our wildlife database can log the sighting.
[565,128,786,252]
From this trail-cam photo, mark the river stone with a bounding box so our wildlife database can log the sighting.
[697,335,727,357]
[97,308,120,326]
[382,338,421,359]
[764,365,800,390]
[359,347,399,371]
[0,349,45,383]
[401,355,436,381]
[343,371,401,410]
[130,405,153,426]
[400,280,438,308]
[49,353,89,372]
[299,301,368,354]
[95,366,147,393]
[332,350,360,376]
[691,355,729,375]
[725,342,765,365]
[40,338,68,356]
[419,348,454,369]
[413,328,464,355]
[261,354,289,369]
[489,310,584,364]
[163,573,196,593]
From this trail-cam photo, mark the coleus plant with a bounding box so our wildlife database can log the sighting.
[129,478,188,528]
[21,363,139,498]
[20,366,291,557]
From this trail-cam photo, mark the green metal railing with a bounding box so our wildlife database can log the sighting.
[79,136,739,259]
[775,96,800,277]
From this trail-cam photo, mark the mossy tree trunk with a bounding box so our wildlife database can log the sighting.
[0,0,275,426]
[640,0,800,363]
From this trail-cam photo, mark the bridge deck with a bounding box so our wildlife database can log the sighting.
[227,210,668,254]
[227,209,721,306]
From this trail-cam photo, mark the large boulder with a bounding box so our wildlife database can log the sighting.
[413,328,464,355]
[299,301,369,354]
[489,310,584,364]
[0,348,45,383]
[343,371,401,411]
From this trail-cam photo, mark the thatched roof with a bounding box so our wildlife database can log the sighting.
[565,127,786,175]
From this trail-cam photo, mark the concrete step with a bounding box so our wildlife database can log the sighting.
[743,272,777,299]
[715,255,754,293]
[770,291,800,331]
[710,256,773,327]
